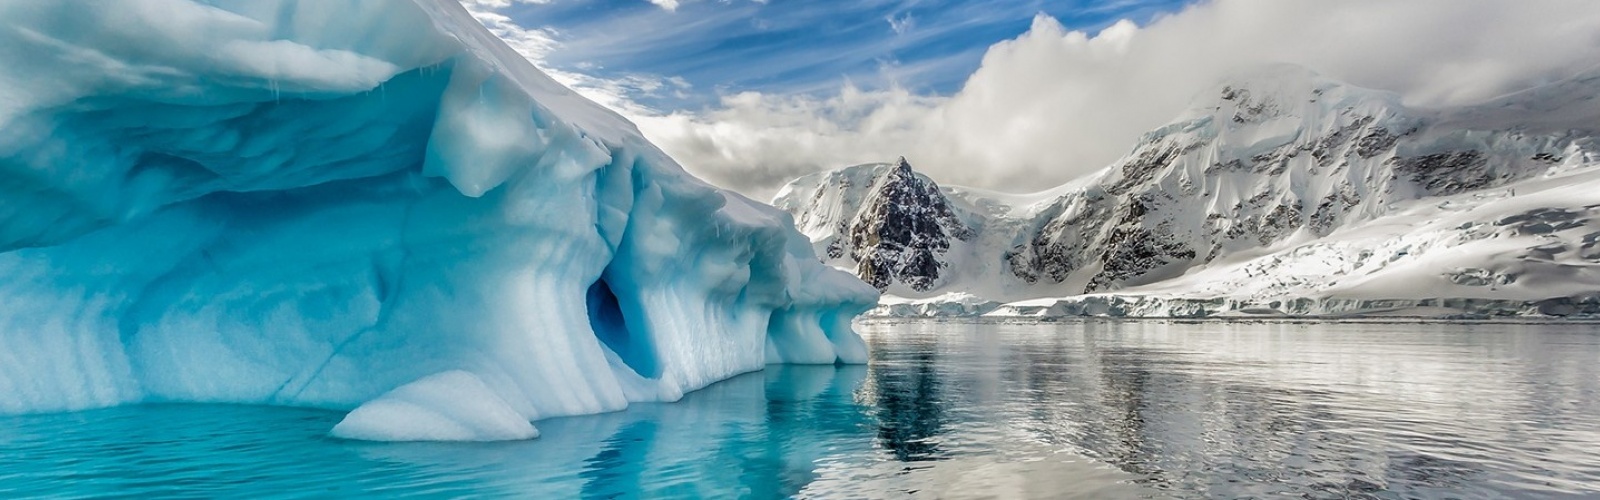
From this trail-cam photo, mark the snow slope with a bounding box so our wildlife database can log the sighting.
[777,65,1600,318]
[0,0,876,439]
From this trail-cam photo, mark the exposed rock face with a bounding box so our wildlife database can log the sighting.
[847,158,974,291]
[998,67,1556,295]
[777,65,1600,305]
[774,158,972,293]
[874,294,1600,320]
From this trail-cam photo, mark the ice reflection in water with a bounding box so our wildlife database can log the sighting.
[0,320,1597,499]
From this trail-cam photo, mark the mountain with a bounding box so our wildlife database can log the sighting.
[778,157,977,294]
[0,0,875,441]
[775,65,1600,318]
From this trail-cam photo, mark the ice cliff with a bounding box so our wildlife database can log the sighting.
[778,65,1600,319]
[0,0,876,439]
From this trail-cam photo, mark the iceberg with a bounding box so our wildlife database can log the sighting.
[0,0,877,438]
[330,370,540,442]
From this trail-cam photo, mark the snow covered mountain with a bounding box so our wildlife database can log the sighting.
[0,0,875,440]
[776,65,1600,318]
[781,157,976,294]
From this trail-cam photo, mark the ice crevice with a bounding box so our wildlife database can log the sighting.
[0,0,877,441]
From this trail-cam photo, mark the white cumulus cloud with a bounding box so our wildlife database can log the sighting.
[636,0,1600,199]
[465,0,1600,200]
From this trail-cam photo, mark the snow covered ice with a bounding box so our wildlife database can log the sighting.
[778,65,1600,319]
[0,0,876,440]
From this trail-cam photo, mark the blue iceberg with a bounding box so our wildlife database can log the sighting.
[0,0,876,440]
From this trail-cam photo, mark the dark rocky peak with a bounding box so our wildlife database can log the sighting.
[894,156,912,173]
[879,156,929,191]
[875,156,934,195]
[842,157,974,291]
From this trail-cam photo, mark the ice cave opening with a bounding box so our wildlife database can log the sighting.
[587,278,660,379]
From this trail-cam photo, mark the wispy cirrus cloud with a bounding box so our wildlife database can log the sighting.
[463,0,1600,201]
[496,0,1185,107]
[886,13,915,35]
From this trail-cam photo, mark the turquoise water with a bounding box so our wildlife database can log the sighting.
[3,320,1599,498]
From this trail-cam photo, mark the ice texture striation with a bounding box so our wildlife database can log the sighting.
[0,0,877,434]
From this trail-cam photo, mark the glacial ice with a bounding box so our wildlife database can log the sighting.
[330,371,539,442]
[0,0,877,437]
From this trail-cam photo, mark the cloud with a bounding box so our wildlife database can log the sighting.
[632,85,949,193]
[629,0,1600,200]
[465,8,558,61]
[886,13,915,35]
[460,1,689,116]
[459,0,551,9]
[645,0,680,12]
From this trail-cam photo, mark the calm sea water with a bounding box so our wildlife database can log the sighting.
[2,320,1598,499]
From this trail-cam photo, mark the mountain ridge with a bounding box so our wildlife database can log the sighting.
[773,64,1600,318]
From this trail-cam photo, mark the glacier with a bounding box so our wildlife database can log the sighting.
[0,0,876,440]
[777,65,1600,319]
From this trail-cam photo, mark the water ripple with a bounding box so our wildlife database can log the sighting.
[1,321,1597,498]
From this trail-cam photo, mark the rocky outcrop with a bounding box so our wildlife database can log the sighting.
[871,294,1600,320]
[847,158,974,290]
[993,66,1579,295]
[774,158,973,293]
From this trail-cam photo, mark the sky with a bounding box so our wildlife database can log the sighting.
[472,0,1190,108]
[462,0,1600,200]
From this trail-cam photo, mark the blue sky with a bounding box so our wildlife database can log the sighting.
[493,0,1193,110]
[468,0,1600,198]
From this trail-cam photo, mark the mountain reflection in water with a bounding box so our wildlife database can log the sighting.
[1,320,1596,499]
